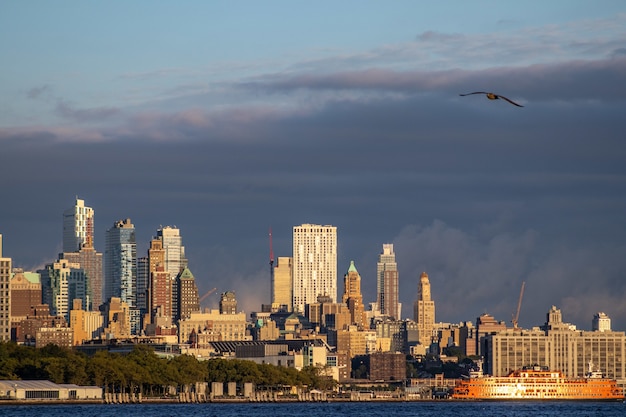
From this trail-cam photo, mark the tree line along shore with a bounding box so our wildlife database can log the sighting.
[0,341,339,398]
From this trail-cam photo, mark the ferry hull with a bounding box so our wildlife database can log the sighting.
[452,368,624,401]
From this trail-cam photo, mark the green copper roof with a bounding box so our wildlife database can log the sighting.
[347,260,358,273]
[178,267,195,280]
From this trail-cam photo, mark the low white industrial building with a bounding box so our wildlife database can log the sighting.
[0,380,102,401]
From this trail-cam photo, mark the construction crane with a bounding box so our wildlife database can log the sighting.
[511,281,525,329]
[199,287,217,304]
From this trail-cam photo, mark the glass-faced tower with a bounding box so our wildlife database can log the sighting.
[104,218,137,307]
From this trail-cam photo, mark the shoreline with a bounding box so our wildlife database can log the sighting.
[1,397,623,406]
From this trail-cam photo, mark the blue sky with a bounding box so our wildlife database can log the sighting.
[3,1,625,127]
[1,1,626,330]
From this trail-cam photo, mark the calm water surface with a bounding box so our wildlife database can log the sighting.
[0,401,623,417]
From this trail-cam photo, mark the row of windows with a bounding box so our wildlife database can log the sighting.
[25,390,60,399]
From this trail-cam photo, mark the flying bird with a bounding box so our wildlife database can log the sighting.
[459,92,523,107]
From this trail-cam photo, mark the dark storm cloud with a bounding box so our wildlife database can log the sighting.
[392,221,626,330]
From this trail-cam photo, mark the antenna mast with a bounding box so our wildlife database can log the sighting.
[269,227,274,305]
[269,227,275,267]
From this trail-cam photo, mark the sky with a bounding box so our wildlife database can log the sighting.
[1,1,626,331]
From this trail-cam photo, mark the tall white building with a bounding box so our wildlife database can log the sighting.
[0,234,12,341]
[376,243,401,320]
[104,219,137,307]
[292,224,337,313]
[156,226,187,280]
[63,197,94,252]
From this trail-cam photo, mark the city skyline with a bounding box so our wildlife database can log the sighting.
[0,208,622,333]
[1,2,626,330]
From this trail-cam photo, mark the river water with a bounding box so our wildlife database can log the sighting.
[0,401,623,417]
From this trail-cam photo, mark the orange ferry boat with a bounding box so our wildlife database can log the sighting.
[452,363,624,401]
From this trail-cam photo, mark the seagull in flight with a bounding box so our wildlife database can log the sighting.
[459,92,524,107]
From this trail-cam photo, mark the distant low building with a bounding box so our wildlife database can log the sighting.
[36,326,73,348]
[178,309,250,346]
[485,306,626,380]
[369,352,406,382]
[0,380,102,401]
[15,305,67,346]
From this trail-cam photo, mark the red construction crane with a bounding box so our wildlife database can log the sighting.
[511,281,525,329]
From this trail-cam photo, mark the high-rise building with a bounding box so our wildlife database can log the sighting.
[0,234,12,341]
[374,319,420,354]
[147,238,170,323]
[40,258,90,321]
[292,224,337,313]
[9,268,41,324]
[136,256,149,313]
[69,298,103,345]
[176,267,200,321]
[219,291,238,315]
[413,271,435,346]
[101,297,132,339]
[342,261,366,329]
[272,256,293,312]
[156,226,188,279]
[60,247,102,310]
[376,244,400,320]
[592,312,611,332]
[63,197,94,253]
[475,313,507,357]
[149,226,188,324]
[104,218,137,308]
[61,198,102,308]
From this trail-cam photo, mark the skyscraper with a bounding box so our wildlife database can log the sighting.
[136,256,149,313]
[413,271,435,346]
[342,261,366,329]
[60,247,102,310]
[156,226,188,279]
[272,256,293,312]
[104,219,137,307]
[61,197,102,308]
[0,234,12,341]
[147,238,169,323]
[292,224,337,313]
[376,243,400,320]
[63,197,94,252]
[176,267,200,321]
[219,291,238,315]
[40,258,90,320]
[10,269,41,323]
